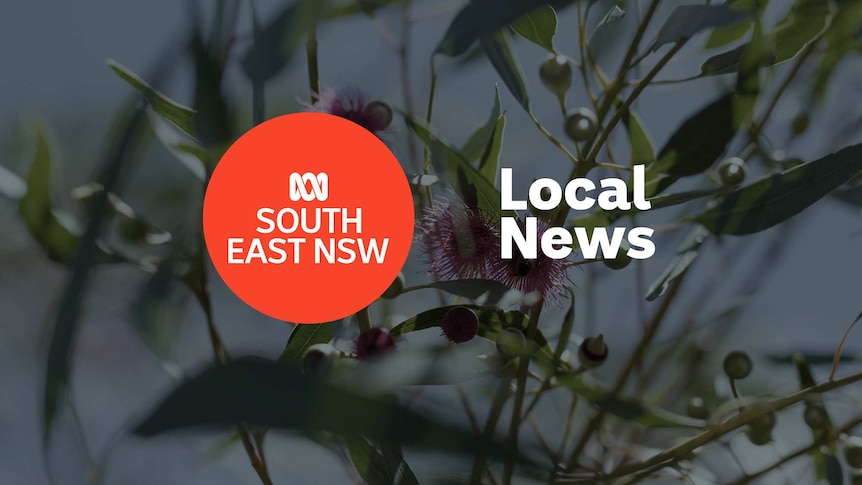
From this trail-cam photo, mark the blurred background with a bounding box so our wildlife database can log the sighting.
[2,0,862,483]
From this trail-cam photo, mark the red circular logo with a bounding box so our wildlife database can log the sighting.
[203,113,414,323]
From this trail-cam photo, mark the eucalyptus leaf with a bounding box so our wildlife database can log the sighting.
[511,5,557,53]
[478,113,506,186]
[403,115,511,218]
[461,87,502,163]
[435,0,573,57]
[698,143,862,235]
[279,323,334,366]
[132,357,526,463]
[646,225,710,301]
[107,60,196,138]
[649,5,750,53]
[644,94,736,197]
[148,112,206,180]
[590,5,626,39]
[420,279,523,307]
[701,0,831,76]
[346,436,419,485]
[557,374,706,428]
[480,31,530,111]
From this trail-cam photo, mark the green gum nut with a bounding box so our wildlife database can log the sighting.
[723,350,752,380]
[539,55,572,96]
[717,157,746,186]
[495,327,527,358]
[564,107,599,142]
[578,334,608,369]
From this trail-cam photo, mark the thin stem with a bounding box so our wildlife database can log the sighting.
[471,375,513,485]
[562,369,862,483]
[566,274,685,470]
[503,302,545,484]
[356,307,372,333]
[249,0,265,125]
[830,313,861,380]
[306,24,319,104]
[728,415,862,485]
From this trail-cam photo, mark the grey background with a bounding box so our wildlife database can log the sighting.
[2,0,862,483]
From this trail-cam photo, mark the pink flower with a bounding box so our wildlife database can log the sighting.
[417,197,499,280]
[441,306,479,344]
[486,220,571,305]
[354,327,395,360]
[307,87,392,138]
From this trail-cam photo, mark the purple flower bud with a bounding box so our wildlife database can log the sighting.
[306,87,391,139]
[441,307,479,344]
[354,327,395,361]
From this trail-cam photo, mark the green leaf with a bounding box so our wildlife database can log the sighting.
[510,5,557,53]
[403,115,510,218]
[824,452,844,485]
[435,0,573,57]
[478,113,506,185]
[191,33,232,148]
[645,226,709,301]
[700,0,831,77]
[132,358,527,463]
[18,128,86,263]
[649,5,750,53]
[391,305,526,339]
[419,280,523,307]
[278,323,334,366]
[590,5,626,39]
[645,94,736,197]
[240,0,330,82]
[621,108,655,165]
[705,21,752,49]
[733,10,766,127]
[148,112,207,180]
[461,87,502,162]
[480,31,530,111]
[107,60,196,138]
[698,143,862,235]
[557,374,706,428]
[346,436,419,485]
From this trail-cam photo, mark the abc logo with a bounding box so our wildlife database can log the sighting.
[289,172,328,202]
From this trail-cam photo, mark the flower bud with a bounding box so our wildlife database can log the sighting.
[844,436,862,469]
[746,426,772,446]
[578,334,608,369]
[603,243,631,270]
[803,404,829,430]
[365,101,393,129]
[750,409,776,432]
[302,343,337,374]
[718,157,746,186]
[792,113,809,135]
[441,306,479,344]
[539,55,572,96]
[495,327,527,358]
[723,350,752,380]
[380,272,405,299]
[564,107,599,142]
[687,397,709,420]
[118,213,149,242]
[354,327,395,361]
